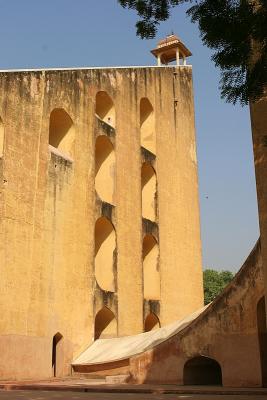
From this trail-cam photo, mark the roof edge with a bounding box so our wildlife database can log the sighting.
[0,65,192,73]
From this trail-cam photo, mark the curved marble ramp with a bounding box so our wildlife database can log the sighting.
[72,305,208,366]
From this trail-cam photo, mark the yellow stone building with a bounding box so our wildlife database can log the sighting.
[0,36,204,380]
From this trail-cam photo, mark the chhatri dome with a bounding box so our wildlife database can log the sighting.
[151,34,192,66]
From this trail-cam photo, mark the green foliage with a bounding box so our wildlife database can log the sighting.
[118,1,187,38]
[118,0,267,104]
[203,269,235,305]
[188,0,267,105]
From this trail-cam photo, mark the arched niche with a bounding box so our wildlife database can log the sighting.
[183,356,222,386]
[95,217,116,292]
[257,296,267,387]
[95,135,116,205]
[52,332,63,377]
[94,306,117,340]
[141,163,157,221]
[143,234,160,300]
[0,117,4,158]
[95,91,115,128]
[140,98,155,155]
[49,108,75,157]
[144,313,160,332]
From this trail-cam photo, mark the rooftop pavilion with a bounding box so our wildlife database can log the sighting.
[151,34,192,66]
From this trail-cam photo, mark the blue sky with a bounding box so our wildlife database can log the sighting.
[0,0,259,271]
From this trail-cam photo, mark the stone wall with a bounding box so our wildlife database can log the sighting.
[0,66,203,379]
[250,96,267,321]
[130,240,264,387]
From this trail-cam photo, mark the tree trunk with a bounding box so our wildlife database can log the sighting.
[250,95,267,318]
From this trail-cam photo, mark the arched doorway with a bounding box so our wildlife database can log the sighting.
[144,313,160,332]
[52,332,63,377]
[184,356,222,385]
[94,306,117,340]
[257,296,267,387]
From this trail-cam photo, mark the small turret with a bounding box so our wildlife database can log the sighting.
[151,34,192,66]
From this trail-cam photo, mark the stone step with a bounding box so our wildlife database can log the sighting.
[71,372,106,381]
[72,371,130,384]
[105,374,130,384]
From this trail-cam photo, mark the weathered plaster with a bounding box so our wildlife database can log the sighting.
[0,66,203,380]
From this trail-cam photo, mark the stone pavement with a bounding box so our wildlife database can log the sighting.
[0,391,267,400]
[0,379,267,399]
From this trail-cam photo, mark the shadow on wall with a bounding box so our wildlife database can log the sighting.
[0,116,4,157]
[96,91,115,128]
[143,235,160,300]
[95,135,116,205]
[141,163,157,222]
[94,306,117,340]
[49,108,75,158]
[145,313,161,332]
[140,98,155,155]
[95,217,116,292]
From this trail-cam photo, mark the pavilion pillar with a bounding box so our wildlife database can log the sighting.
[176,49,180,66]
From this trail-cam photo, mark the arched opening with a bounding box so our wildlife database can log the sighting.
[141,163,157,221]
[94,306,117,340]
[144,313,160,332]
[49,108,75,157]
[143,235,160,300]
[52,332,63,377]
[95,91,115,128]
[95,217,116,292]
[184,356,222,386]
[257,296,267,387]
[140,98,155,154]
[0,117,4,158]
[95,135,116,205]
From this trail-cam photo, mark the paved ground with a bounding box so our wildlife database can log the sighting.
[0,391,267,400]
[0,380,266,399]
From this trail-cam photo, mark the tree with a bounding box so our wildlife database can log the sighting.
[203,269,235,305]
[118,0,267,105]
